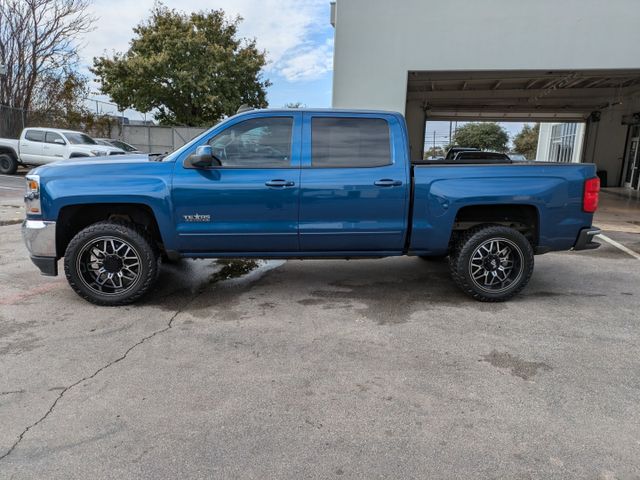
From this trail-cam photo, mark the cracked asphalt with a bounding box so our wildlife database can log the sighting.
[1,185,640,478]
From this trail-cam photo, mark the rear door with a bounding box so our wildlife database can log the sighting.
[299,113,410,253]
[172,112,302,254]
[19,130,45,164]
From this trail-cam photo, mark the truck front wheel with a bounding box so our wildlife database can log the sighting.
[0,153,18,175]
[64,221,160,306]
[449,226,534,302]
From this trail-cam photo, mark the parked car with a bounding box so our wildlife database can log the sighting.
[508,153,528,162]
[95,138,145,154]
[444,146,479,161]
[0,128,125,174]
[22,109,601,306]
[453,151,511,163]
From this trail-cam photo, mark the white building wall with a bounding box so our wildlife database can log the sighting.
[332,0,640,114]
[536,123,586,163]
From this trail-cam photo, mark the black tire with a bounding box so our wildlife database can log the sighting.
[64,221,159,306]
[449,225,534,302]
[0,153,18,175]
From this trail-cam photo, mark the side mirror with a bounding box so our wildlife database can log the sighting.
[54,138,65,145]
[185,145,222,169]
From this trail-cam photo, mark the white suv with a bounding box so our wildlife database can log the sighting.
[0,127,125,173]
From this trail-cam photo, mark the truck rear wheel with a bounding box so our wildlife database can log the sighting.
[0,153,18,175]
[64,221,160,306]
[449,225,534,302]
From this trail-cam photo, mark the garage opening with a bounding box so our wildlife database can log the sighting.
[405,69,640,188]
[423,119,587,164]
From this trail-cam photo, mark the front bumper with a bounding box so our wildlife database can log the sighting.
[22,220,58,276]
[573,227,601,251]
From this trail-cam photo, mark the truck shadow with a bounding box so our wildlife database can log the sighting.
[142,258,509,325]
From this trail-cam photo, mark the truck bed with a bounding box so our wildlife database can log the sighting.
[409,162,596,255]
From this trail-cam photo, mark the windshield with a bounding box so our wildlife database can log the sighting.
[162,118,226,162]
[110,140,136,152]
[63,132,97,145]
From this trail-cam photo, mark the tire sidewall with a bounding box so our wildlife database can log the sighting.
[64,222,158,306]
[452,226,534,301]
[0,154,18,175]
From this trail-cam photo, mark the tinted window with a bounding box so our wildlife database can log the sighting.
[312,117,391,168]
[45,132,64,144]
[63,132,97,145]
[205,117,293,168]
[25,130,44,142]
[455,151,509,161]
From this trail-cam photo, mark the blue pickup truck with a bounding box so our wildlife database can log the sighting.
[21,109,601,305]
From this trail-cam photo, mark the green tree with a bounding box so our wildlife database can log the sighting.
[424,146,445,159]
[451,122,510,152]
[513,124,540,159]
[92,4,270,126]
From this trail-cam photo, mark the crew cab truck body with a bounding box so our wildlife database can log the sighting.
[0,127,124,174]
[22,109,601,305]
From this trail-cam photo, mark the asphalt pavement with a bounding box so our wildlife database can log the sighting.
[1,181,639,479]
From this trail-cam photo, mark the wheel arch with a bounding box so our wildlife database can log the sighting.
[450,204,540,249]
[56,203,165,257]
[0,146,18,160]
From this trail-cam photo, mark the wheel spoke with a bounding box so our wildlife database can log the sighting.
[77,236,143,296]
[468,237,524,293]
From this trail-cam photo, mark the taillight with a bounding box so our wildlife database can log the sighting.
[583,177,600,213]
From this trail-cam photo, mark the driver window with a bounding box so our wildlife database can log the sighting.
[207,117,293,168]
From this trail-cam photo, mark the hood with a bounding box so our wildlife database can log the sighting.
[73,144,123,153]
[30,154,156,175]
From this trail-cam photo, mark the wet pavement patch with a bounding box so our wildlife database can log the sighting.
[209,259,260,283]
[480,350,552,380]
[0,220,22,226]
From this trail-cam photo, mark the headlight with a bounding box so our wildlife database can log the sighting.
[24,174,41,215]
[90,150,107,156]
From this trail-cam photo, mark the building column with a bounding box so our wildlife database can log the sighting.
[405,101,426,162]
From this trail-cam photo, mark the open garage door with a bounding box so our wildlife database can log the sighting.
[407,69,640,122]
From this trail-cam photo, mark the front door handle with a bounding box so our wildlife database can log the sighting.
[265,179,295,188]
[374,179,402,187]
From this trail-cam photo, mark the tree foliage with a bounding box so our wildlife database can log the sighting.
[451,122,510,152]
[0,0,94,136]
[513,124,540,159]
[424,146,445,159]
[92,5,271,126]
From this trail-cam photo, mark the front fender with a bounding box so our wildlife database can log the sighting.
[36,161,178,250]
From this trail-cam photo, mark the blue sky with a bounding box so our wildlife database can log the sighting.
[80,0,527,146]
[80,0,335,120]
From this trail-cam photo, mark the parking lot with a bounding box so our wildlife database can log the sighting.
[1,175,640,479]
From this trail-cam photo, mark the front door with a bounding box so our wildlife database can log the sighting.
[624,126,640,190]
[43,131,66,162]
[298,113,409,253]
[172,113,301,254]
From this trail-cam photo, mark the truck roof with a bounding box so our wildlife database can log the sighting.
[23,127,86,134]
[237,108,404,116]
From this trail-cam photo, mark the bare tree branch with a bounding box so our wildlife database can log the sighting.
[0,0,94,120]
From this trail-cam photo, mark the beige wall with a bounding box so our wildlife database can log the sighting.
[332,0,640,113]
[583,99,640,186]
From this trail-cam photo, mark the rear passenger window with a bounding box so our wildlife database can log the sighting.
[25,130,45,142]
[311,117,391,168]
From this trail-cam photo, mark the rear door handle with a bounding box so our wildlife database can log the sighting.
[374,179,402,187]
[265,179,295,188]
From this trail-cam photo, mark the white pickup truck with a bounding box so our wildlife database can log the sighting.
[0,127,125,174]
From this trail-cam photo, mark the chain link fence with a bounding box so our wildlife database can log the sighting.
[0,105,206,153]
